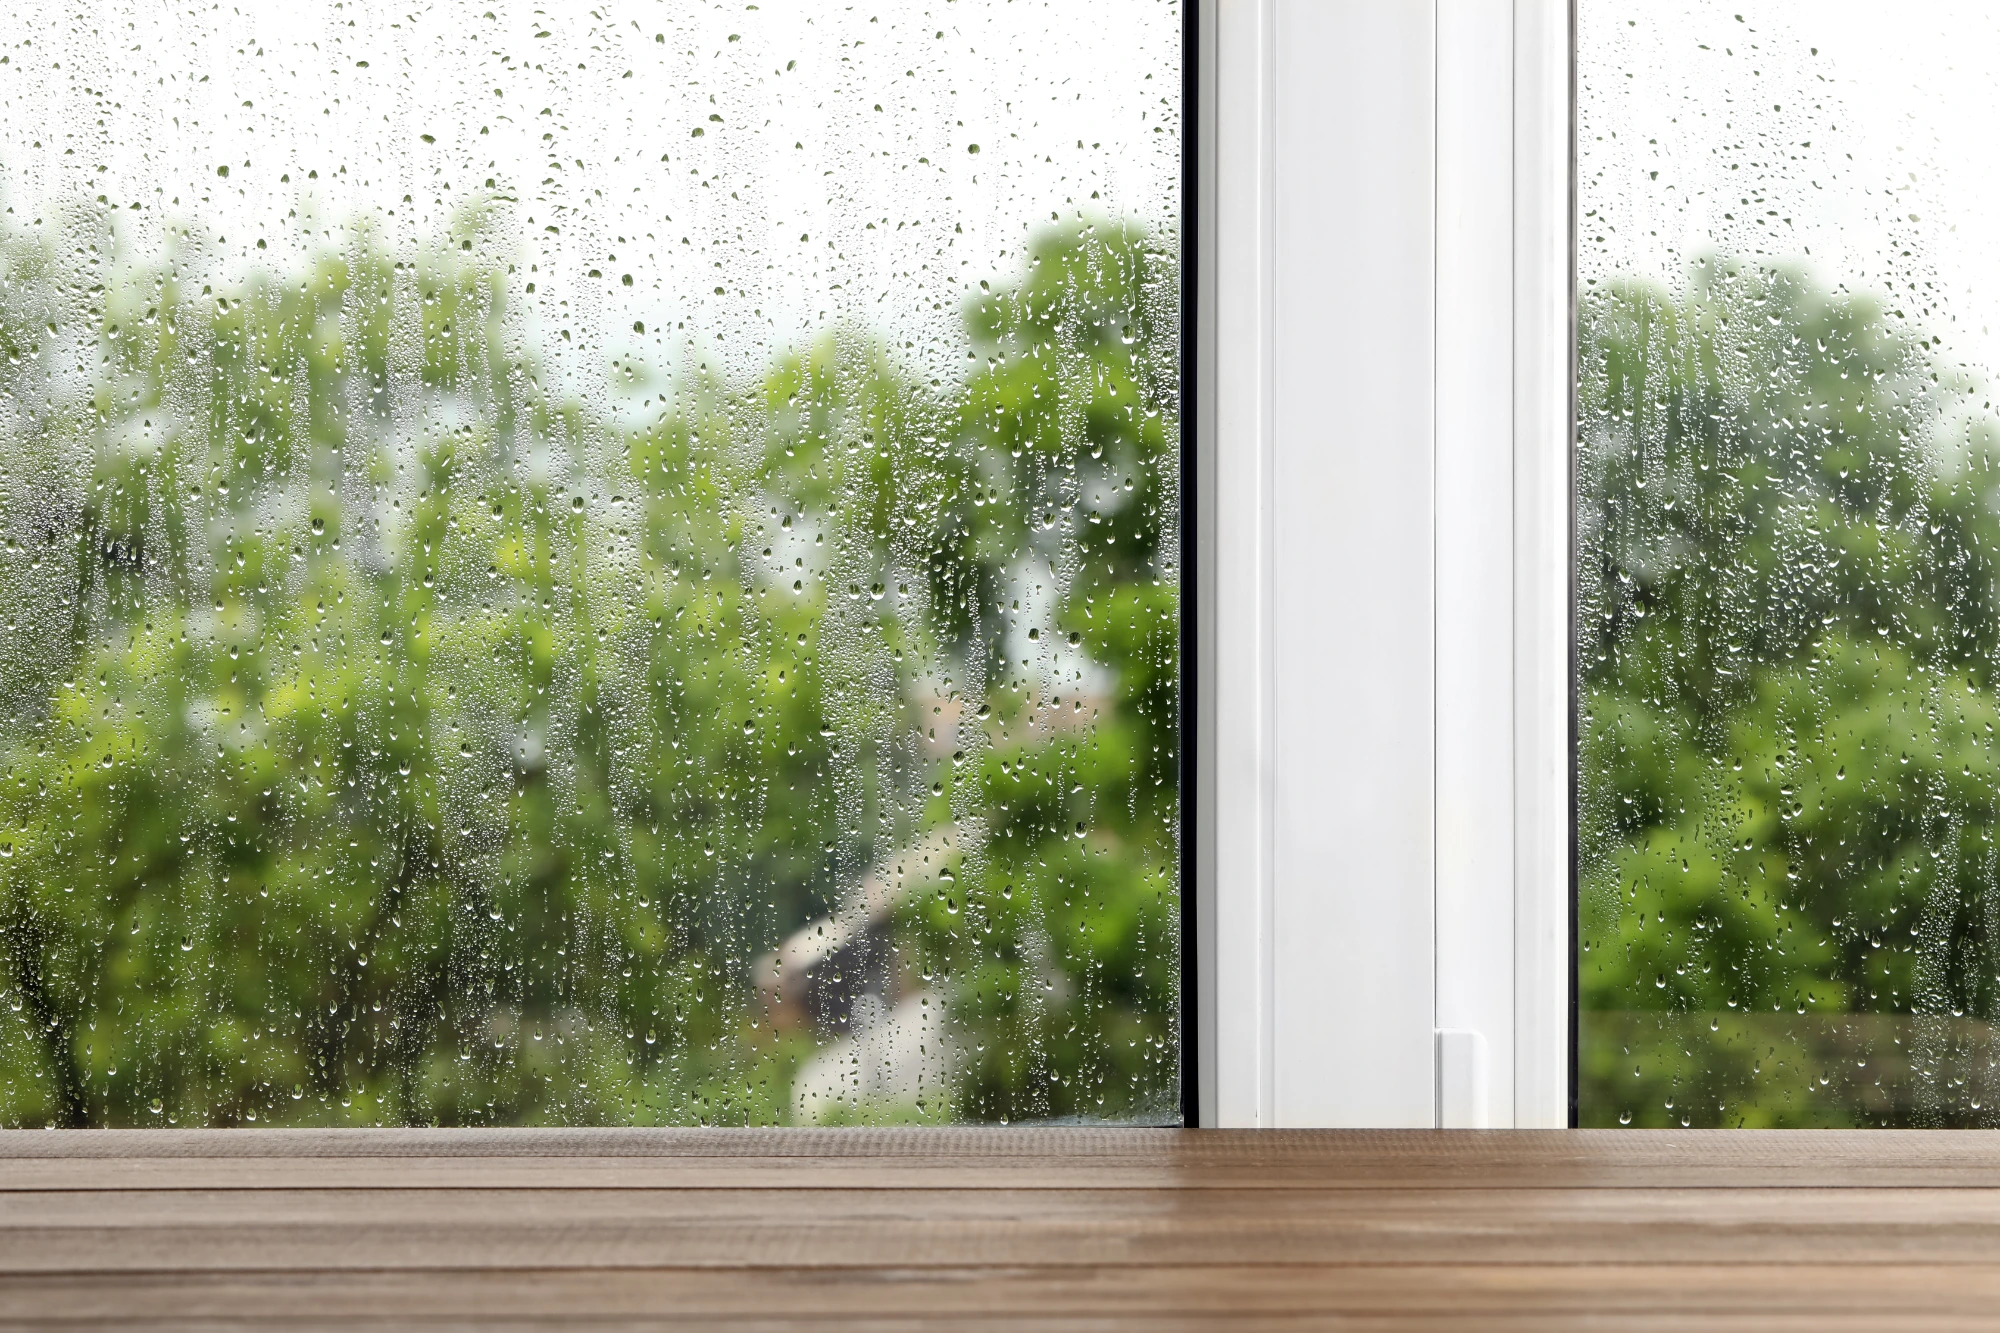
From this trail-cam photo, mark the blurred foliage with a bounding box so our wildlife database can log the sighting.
[1580,256,2000,1125]
[0,201,1179,1127]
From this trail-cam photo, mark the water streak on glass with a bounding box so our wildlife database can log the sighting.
[1580,0,2000,1125]
[0,1,1182,1127]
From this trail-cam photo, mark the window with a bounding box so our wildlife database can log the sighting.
[29,0,1976,1140]
[1577,0,2000,1128]
[0,3,1184,1128]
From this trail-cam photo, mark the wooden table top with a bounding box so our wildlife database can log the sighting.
[5,1128,2000,1329]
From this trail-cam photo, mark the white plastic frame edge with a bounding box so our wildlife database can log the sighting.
[1195,0,1572,1129]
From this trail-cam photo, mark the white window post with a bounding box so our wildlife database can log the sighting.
[1196,0,1572,1128]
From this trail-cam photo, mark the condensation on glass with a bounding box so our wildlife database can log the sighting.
[0,2,1182,1127]
[1579,0,2000,1126]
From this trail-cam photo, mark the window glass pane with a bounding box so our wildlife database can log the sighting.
[1580,0,2000,1126]
[0,1,1182,1127]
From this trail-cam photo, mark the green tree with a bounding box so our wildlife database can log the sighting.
[754,220,1181,1122]
[1580,256,2000,1126]
[0,199,1181,1127]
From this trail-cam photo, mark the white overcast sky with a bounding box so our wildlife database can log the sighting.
[0,0,1181,399]
[1582,0,2000,381]
[10,3,1996,396]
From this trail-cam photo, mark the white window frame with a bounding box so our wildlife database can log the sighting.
[1193,0,1573,1128]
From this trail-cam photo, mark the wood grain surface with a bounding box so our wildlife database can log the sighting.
[3,1129,1998,1328]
